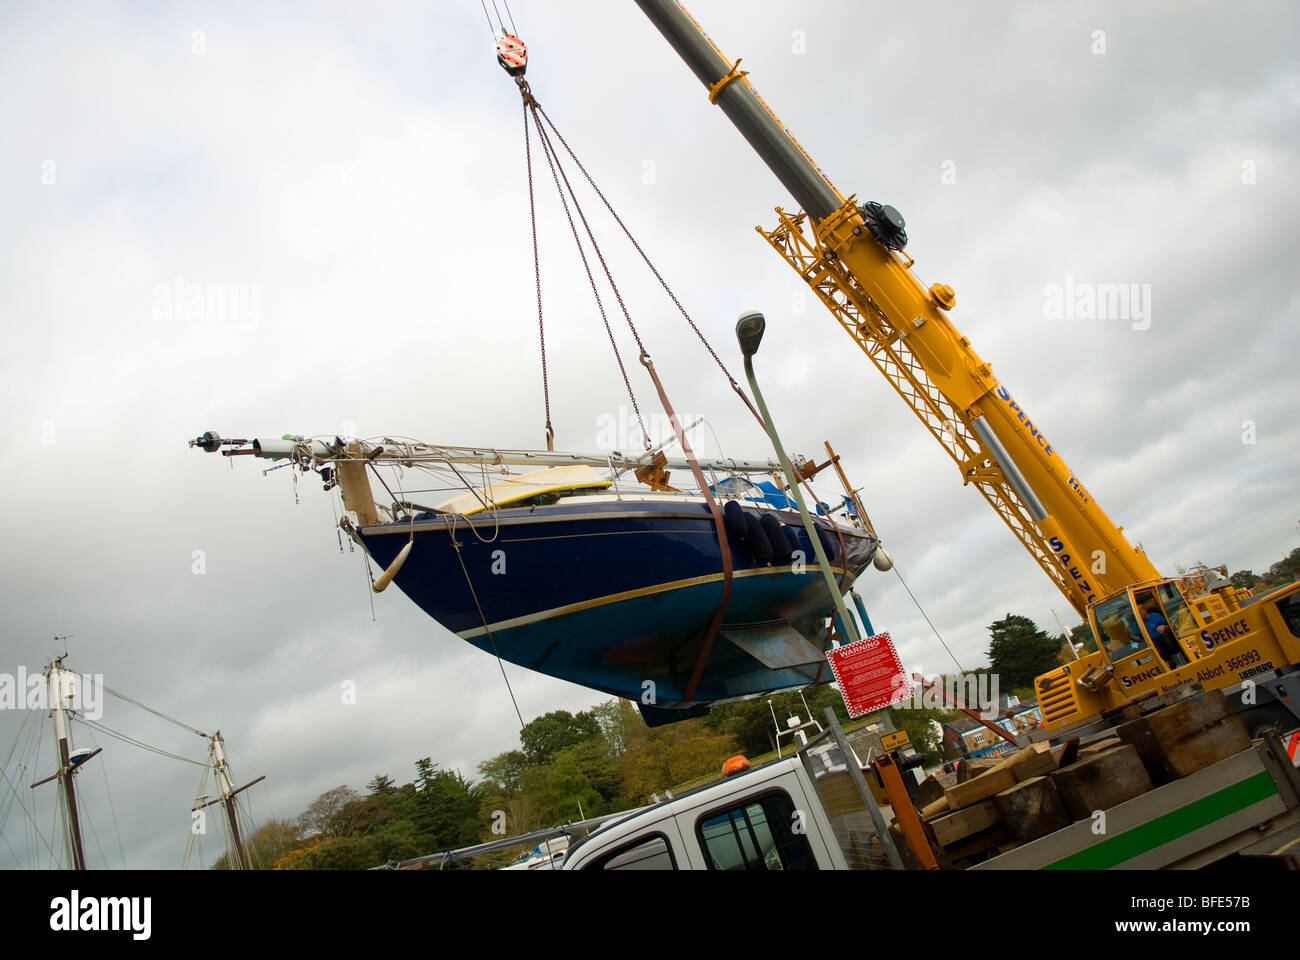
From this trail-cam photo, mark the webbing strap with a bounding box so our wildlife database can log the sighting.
[640,352,732,705]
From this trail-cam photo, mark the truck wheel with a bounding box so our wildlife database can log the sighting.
[1236,704,1300,739]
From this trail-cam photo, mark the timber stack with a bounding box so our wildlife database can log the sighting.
[913,690,1252,868]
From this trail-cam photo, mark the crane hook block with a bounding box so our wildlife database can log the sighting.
[496,32,528,76]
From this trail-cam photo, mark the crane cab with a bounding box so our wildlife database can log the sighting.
[1089,580,1199,679]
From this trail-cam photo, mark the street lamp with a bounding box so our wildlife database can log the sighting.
[735,311,862,647]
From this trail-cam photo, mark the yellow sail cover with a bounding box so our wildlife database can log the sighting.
[433,465,611,516]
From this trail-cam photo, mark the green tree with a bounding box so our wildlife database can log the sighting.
[412,760,483,850]
[477,749,528,794]
[557,738,621,803]
[704,687,845,756]
[1066,621,1097,655]
[987,614,1062,688]
[884,706,951,766]
[1230,569,1258,590]
[279,835,380,870]
[519,709,601,764]
[519,753,604,825]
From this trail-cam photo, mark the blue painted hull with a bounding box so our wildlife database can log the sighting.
[358,498,876,707]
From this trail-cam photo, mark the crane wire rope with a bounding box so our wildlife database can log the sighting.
[534,104,766,428]
[521,83,651,451]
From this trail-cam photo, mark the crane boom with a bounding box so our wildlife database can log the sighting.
[634,0,1159,616]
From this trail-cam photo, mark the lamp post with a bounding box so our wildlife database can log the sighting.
[736,311,862,648]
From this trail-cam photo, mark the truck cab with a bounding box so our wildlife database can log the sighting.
[561,753,849,871]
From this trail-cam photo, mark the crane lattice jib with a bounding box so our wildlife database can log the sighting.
[637,0,1160,617]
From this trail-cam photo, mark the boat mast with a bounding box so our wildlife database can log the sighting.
[195,731,265,870]
[34,658,88,870]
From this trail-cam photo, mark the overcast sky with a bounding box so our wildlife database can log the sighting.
[2,0,1296,869]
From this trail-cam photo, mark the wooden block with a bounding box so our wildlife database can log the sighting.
[1078,736,1122,758]
[945,767,1017,810]
[915,774,946,809]
[1009,749,1057,782]
[993,776,1071,843]
[996,842,1023,854]
[1050,744,1153,819]
[1054,737,1080,768]
[920,796,949,819]
[1116,690,1250,784]
[957,758,998,783]
[929,799,1002,847]
[943,824,1008,859]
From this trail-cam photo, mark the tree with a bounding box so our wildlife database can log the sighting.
[477,750,529,794]
[885,706,952,766]
[617,717,740,805]
[519,709,601,765]
[1230,569,1258,590]
[987,614,1062,688]
[704,687,846,756]
[296,785,362,839]
[411,761,482,850]
[367,774,397,797]
[1263,547,1300,586]
[1067,621,1097,655]
[211,818,303,870]
[589,698,637,757]
[557,738,621,804]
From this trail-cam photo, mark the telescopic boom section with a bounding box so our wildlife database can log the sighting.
[635,0,1160,617]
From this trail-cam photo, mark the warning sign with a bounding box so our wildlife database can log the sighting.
[826,631,909,718]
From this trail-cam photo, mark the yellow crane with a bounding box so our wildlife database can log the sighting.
[634,0,1300,737]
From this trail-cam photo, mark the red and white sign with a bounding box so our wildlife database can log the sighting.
[826,631,909,718]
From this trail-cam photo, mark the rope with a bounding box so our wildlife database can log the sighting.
[478,0,498,36]
[90,731,129,869]
[521,86,651,450]
[72,716,208,768]
[641,353,733,704]
[450,538,527,732]
[537,105,756,409]
[91,678,208,739]
[891,563,965,674]
[523,98,553,449]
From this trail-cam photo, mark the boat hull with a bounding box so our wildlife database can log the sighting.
[358,498,876,708]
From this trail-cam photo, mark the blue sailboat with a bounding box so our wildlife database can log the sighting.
[191,434,881,721]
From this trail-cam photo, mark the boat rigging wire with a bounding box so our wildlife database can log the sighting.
[86,728,129,869]
[0,710,61,864]
[521,80,652,451]
[523,105,553,450]
[890,562,964,674]
[72,715,208,768]
[535,104,759,426]
[86,676,209,739]
[451,537,528,732]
